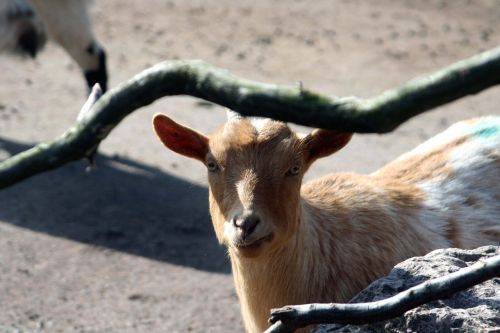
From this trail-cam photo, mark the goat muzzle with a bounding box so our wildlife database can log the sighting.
[233,213,261,240]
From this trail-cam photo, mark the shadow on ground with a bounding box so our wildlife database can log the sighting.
[0,137,230,273]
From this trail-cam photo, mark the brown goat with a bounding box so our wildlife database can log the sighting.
[153,112,500,332]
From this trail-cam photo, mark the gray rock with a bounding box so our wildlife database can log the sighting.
[313,246,500,333]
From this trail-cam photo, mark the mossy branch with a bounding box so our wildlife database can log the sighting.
[265,255,500,333]
[1,46,500,189]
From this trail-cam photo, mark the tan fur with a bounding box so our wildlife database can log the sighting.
[374,136,467,184]
[446,218,463,248]
[152,115,500,333]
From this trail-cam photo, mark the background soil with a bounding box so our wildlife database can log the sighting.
[0,1,499,332]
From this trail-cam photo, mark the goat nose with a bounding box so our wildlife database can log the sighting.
[233,214,260,237]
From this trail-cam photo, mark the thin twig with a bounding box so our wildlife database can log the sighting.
[1,46,500,189]
[264,255,500,333]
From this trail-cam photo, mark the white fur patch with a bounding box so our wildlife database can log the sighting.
[401,116,499,159]
[416,116,500,247]
[250,117,271,133]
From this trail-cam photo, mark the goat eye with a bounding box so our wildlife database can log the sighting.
[287,165,301,176]
[207,160,219,172]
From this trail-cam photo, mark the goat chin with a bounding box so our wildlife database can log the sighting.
[229,233,275,258]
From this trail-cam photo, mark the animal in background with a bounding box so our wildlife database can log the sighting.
[153,111,500,333]
[0,0,108,92]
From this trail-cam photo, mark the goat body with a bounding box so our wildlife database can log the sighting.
[153,113,500,332]
[0,0,107,91]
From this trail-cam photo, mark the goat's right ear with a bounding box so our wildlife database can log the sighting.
[153,113,209,162]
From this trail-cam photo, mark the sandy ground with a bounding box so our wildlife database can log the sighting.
[0,1,499,332]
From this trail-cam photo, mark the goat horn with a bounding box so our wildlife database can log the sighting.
[226,109,243,121]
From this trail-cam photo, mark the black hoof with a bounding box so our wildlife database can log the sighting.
[18,26,43,57]
[84,49,108,92]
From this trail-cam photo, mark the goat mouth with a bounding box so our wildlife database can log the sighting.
[235,233,274,250]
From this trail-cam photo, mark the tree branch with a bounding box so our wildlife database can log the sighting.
[264,255,500,333]
[1,46,500,189]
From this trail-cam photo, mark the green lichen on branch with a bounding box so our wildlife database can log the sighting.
[1,46,500,189]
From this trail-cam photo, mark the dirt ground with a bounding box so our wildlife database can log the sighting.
[0,1,499,332]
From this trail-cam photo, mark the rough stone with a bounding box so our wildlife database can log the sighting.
[313,246,500,333]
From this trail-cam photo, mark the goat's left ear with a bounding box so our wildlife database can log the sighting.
[153,113,209,162]
[303,129,352,163]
